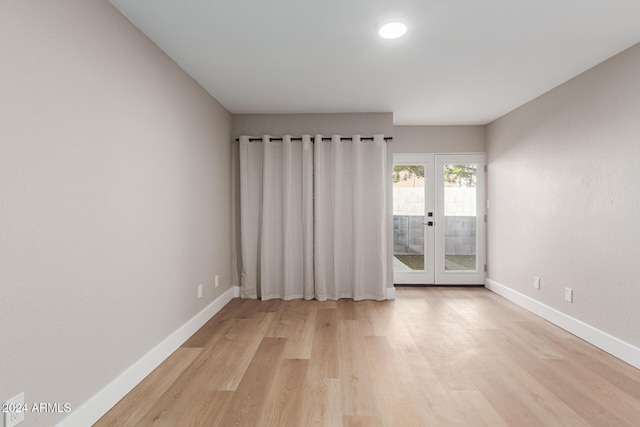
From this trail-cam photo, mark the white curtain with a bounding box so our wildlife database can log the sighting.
[239,134,387,301]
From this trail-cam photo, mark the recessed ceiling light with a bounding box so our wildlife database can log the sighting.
[378,22,408,40]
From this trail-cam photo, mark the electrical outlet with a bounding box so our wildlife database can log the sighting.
[3,392,25,427]
[564,287,573,303]
[197,284,203,299]
[533,276,540,289]
[214,275,219,288]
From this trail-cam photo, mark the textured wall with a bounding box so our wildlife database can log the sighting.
[0,1,232,425]
[232,112,393,139]
[393,125,485,153]
[486,43,640,347]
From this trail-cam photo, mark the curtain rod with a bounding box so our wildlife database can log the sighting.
[234,136,393,142]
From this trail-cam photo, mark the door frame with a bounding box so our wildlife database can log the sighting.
[392,153,486,286]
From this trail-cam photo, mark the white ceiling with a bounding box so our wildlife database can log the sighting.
[109,0,640,125]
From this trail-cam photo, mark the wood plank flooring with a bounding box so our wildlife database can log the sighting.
[95,287,640,426]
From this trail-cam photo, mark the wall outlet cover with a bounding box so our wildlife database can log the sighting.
[534,276,540,289]
[565,287,573,303]
[197,284,203,299]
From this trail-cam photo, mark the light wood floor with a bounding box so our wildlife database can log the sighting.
[96,287,640,426]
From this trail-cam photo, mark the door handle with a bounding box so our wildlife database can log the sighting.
[422,221,434,226]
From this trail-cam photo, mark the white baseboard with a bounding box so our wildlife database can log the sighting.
[57,286,237,427]
[233,285,241,298]
[386,286,396,300]
[485,278,640,369]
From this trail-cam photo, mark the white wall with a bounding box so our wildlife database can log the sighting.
[232,112,393,139]
[0,1,232,425]
[394,125,485,153]
[486,43,640,348]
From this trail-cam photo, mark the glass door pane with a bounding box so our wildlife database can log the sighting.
[393,164,425,272]
[443,163,477,271]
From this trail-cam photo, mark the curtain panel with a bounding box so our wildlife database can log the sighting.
[239,134,388,301]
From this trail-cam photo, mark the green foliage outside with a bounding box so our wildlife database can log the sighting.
[444,164,477,187]
[393,164,476,187]
[393,165,424,183]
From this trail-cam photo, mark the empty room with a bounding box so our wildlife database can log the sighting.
[2,0,640,426]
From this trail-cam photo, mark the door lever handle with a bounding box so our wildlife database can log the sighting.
[422,221,434,226]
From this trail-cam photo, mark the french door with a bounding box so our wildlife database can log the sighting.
[393,154,486,285]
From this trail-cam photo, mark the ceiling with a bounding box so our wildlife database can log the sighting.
[109,0,640,125]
